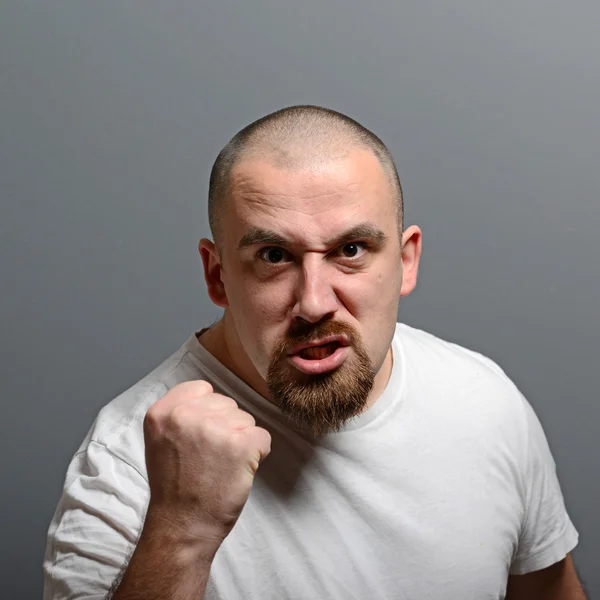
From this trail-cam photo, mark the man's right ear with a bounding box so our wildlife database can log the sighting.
[198,238,229,308]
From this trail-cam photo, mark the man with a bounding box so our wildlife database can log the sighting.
[44,105,585,599]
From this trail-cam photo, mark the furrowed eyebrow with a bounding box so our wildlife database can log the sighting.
[237,228,288,250]
[236,223,387,251]
[325,224,387,247]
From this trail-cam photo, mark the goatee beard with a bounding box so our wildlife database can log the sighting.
[266,320,374,436]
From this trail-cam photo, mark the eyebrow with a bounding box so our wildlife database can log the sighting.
[237,228,288,250]
[327,224,387,247]
[237,223,387,251]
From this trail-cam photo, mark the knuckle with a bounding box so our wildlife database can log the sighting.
[173,379,213,397]
[258,428,272,451]
[144,404,164,427]
[170,403,195,427]
[143,407,168,440]
[209,393,238,408]
[228,430,249,452]
[144,404,159,422]
[142,411,158,436]
[241,412,256,426]
[203,425,236,454]
[201,413,225,432]
[195,379,214,395]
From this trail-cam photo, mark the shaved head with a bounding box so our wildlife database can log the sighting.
[208,105,404,248]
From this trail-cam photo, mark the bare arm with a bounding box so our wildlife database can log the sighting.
[108,380,270,600]
[109,508,221,600]
[506,554,587,600]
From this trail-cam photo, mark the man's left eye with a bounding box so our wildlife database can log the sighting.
[340,243,366,258]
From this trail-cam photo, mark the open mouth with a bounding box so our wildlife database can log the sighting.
[287,339,351,375]
[298,342,341,360]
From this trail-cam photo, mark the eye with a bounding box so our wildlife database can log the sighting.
[258,247,293,264]
[339,242,367,259]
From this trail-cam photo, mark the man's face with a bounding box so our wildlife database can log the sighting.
[207,148,418,433]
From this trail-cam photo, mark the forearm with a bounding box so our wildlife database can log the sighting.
[109,510,221,600]
[506,555,588,600]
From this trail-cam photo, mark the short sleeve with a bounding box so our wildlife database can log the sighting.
[509,398,579,575]
[43,441,149,600]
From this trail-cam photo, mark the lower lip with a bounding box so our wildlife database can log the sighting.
[288,346,350,375]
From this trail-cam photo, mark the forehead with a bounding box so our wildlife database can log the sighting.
[225,148,396,245]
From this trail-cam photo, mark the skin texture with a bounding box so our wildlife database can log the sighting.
[111,380,272,600]
[506,554,587,599]
[199,148,422,416]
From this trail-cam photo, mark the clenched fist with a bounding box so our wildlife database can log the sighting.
[142,380,271,547]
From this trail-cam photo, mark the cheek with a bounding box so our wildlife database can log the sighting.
[224,271,293,349]
[378,256,404,297]
[350,269,400,359]
[235,277,291,318]
[228,263,293,307]
[341,266,402,315]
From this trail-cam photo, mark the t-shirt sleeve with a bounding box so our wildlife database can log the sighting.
[43,441,149,600]
[509,398,579,575]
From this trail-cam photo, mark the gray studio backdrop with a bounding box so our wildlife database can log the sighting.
[1,2,598,598]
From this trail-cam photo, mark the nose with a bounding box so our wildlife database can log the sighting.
[290,255,339,324]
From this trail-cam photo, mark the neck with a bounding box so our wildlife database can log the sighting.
[367,345,393,411]
[197,312,271,399]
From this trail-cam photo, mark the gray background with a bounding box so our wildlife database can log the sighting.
[1,1,598,598]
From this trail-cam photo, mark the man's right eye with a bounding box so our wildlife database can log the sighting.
[257,247,292,264]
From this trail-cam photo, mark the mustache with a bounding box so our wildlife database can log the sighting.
[282,320,358,347]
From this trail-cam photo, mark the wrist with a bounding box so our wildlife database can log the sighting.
[142,503,226,564]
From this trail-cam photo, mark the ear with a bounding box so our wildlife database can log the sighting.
[399,225,423,298]
[198,238,229,308]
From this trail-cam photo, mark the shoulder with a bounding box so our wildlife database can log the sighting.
[394,322,531,441]
[395,322,515,387]
[76,334,212,475]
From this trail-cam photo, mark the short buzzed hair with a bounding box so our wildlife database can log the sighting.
[208,105,404,247]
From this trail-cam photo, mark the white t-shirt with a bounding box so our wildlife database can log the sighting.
[43,323,578,600]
